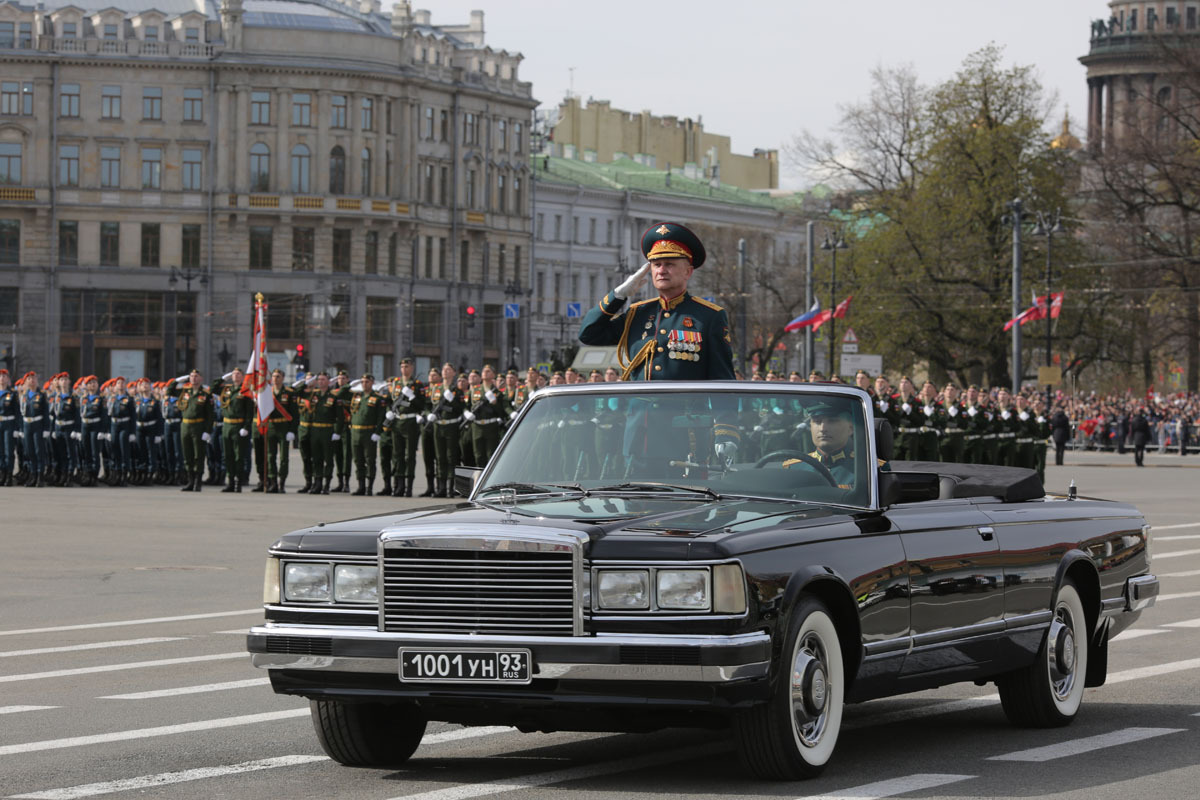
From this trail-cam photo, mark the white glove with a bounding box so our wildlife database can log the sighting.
[901,403,911,414]
[948,405,959,417]
[332,433,341,442]
[877,400,887,412]
[201,432,211,443]
[370,433,380,442]
[286,431,295,442]
[1018,411,1030,421]
[291,378,307,388]
[967,406,978,417]
[51,431,60,439]
[557,419,565,428]
[240,428,249,437]
[385,410,396,421]
[590,417,599,424]
[128,433,136,443]
[613,262,651,299]
[154,436,162,444]
[402,386,415,400]
[773,407,783,415]
[923,405,934,416]
[753,425,763,432]
[485,390,496,404]
[443,389,454,402]
[13,431,22,439]
[71,431,81,441]
[174,374,189,384]
[426,413,437,423]
[509,410,517,419]
[714,441,738,466]
[1036,416,1046,424]
[463,410,476,421]
[43,430,52,439]
[222,371,235,381]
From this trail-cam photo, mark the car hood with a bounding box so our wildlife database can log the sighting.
[273,497,861,559]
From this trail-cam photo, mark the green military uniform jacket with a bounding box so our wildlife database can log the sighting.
[212,379,254,427]
[167,381,214,426]
[467,383,509,422]
[783,446,859,490]
[390,378,428,420]
[579,291,735,381]
[301,389,341,426]
[347,390,386,434]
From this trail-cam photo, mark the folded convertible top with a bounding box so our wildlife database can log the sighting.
[887,461,1045,502]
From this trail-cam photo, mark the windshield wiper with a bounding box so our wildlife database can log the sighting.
[590,482,721,501]
[476,481,587,497]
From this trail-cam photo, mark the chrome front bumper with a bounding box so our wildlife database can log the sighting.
[247,625,771,683]
[1126,574,1159,612]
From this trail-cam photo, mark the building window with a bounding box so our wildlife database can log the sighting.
[181,224,201,269]
[292,92,310,126]
[1,82,20,115]
[100,222,119,266]
[463,112,478,144]
[465,168,476,209]
[330,293,350,334]
[497,119,507,150]
[183,88,203,121]
[101,85,121,118]
[330,94,347,128]
[361,148,371,195]
[249,226,273,269]
[103,23,118,39]
[59,144,80,187]
[385,151,393,196]
[606,220,614,246]
[423,163,434,203]
[143,25,158,41]
[289,144,310,192]
[366,297,393,342]
[292,226,314,271]
[497,244,507,285]
[0,219,17,264]
[440,109,449,141]
[249,142,270,191]
[387,232,397,276]
[141,147,162,189]
[1189,7,1198,30]
[588,218,596,245]
[439,166,449,206]
[553,215,562,241]
[438,237,447,280]
[364,230,378,274]
[413,300,441,346]
[0,287,15,330]
[332,228,351,273]
[424,235,433,278]
[100,146,120,188]
[185,27,199,43]
[497,174,506,214]
[1129,9,1138,30]
[0,22,11,48]
[514,245,521,282]
[1167,7,1178,27]
[460,240,470,282]
[536,214,544,240]
[62,22,76,38]
[142,87,162,120]
[385,100,393,134]
[59,221,78,266]
[140,223,160,267]
[250,91,270,125]
[182,148,203,190]
[573,216,581,244]
[424,106,434,140]
[514,122,523,153]
[0,142,20,184]
[513,177,522,214]
[329,146,345,194]
[60,83,80,117]
[361,97,373,131]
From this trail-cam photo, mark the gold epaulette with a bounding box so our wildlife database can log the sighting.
[691,296,724,312]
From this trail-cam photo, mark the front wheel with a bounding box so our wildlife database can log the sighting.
[733,596,844,780]
[310,699,427,767]
[997,580,1089,727]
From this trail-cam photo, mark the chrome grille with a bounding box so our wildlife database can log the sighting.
[382,545,576,634]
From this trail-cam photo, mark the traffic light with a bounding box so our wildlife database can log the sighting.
[465,305,477,328]
[292,344,309,373]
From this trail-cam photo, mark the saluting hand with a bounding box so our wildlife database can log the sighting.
[613,262,652,299]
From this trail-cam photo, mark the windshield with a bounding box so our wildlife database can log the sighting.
[478,388,873,507]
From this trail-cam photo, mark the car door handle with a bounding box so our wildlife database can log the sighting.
[978,526,995,541]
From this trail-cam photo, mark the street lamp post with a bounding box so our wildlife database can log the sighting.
[820,231,848,377]
[168,265,207,373]
[504,278,522,371]
[1032,209,1064,407]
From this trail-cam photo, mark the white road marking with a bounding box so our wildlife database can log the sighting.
[1152,523,1200,530]
[387,741,731,800]
[1163,618,1200,628]
[1158,569,1200,579]
[1105,657,1200,684]
[0,638,187,659]
[0,709,310,757]
[1154,548,1200,559]
[423,726,515,745]
[0,610,260,637]
[845,696,998,730]
[802,773,976,799]
[1158,591,1200,602]
[0,652,245,684]
[99,678,270,700]
[988,726,1184,762]
[1155,534,1200,541]
[0,706,57,715]
[8,755,328,799]
[1110,628,1168,641]
[213,629,252,635]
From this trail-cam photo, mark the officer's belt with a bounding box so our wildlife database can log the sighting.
[351,424,377,430]
[760,428,787,435]
[996,432,1017,439]
[307,422,333,428]
[81,418,105,425]
[1017,437,1036,444]
[473,418,504,425]
[23,415,44,422]
[942,429,966,435]
[435,417,462,425]
[224,417,245,424]
[135,420,156,427]
[898,427,924,434]
[0,414,14,421]
[596,423,616,430]
[182,418,208,424]
[56,419,78,427]
[982,434,997,440]
[163,419,179,426]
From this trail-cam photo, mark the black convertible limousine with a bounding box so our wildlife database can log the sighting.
[247,383,1158,779]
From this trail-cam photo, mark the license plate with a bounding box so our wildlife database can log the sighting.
[399,648,532,684]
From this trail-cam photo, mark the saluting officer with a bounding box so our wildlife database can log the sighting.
[332,370,352,493]
[579,222,735,381]
[167,369,214,492]
[213,368,253,493]
[429,362,465,497]
[384,358,426,497]
[939,383,968,463]
[418,367,442,497]
[466,364,509,466]
[892,376,923,460]
[344,373,385,496]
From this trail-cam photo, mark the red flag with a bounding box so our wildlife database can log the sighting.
[810,309,834,332]
[246,296,292,433]
[832,295,853,319]
[1003,305,1039,331]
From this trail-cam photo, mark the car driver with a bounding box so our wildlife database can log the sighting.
[782,400,857,489]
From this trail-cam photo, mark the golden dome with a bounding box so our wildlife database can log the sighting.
[1051,111,1082,150]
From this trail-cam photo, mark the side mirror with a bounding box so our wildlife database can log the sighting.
[879,471,940,506]
[453,466,484,498]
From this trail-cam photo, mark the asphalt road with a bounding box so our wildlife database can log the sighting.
[2,456,1198,800]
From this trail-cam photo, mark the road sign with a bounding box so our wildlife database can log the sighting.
[842,327,858,344]
[703,296,716,303]
[566,302,582,319]
[504,303,520,319]
[842,343,858,354]
[839,353,882,377]
[1038,366,1062,386]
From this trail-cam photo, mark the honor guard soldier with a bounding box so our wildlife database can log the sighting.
[466,364,509,466]
[344,373,385,496]
[418,368,441,497]
[213,368,253,493]
[385,358,427,497]
[429,362,465,497]
[255,369,298,493]
[0,369,15,486]
[939,383,968,463]
[167,370,214,491]
[458,371,477,467]
[52,372,83,485]
[579,222,735,381]
[873,375,900,438]
[299,372,340,495]
[330,370,352,492]
[1014,394,1039,472]
[892,376,923,460]
[916,380,945,461]
[79,376,106,486]
[18,371,50,487]
[992,389,1020,467]
[132,377,163,485]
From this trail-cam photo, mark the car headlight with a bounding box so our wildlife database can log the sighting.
[334,565,378,603]
[284,563,331,602]
[656,569,711,611]
[713,563,747,614]
[597,570,649,609]
[263,557,280,604]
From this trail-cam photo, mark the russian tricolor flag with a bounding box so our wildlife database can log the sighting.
[785,300,823,332]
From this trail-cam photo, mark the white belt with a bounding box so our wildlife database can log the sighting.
[396,413,421,420]
[24,415,44,422]
[435,417,462,425]
[473,418,504,425]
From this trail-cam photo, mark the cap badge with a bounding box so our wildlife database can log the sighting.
[656,225,671,235]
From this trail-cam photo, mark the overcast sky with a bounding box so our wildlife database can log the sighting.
[426,0,1103,188]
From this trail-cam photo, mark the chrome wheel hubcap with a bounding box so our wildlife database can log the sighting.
[791,631,830,747]
[1047,607,1078,700]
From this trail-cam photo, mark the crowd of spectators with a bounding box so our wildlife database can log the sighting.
[1044,389,1198,455]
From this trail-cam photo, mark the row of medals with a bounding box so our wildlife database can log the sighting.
[668,340,700,361]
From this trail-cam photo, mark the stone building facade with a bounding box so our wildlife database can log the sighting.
[0,0,535,379]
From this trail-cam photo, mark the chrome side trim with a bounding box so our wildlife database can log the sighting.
[910,619,1005,649]
[863,637,911,658]
[1004,610,1053,630]
[268,550,377,563]
[264,604,376,616]
[250,624,769,648]
[1126,574,1159,612]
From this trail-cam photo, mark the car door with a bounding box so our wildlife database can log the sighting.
[886,501,1005,679]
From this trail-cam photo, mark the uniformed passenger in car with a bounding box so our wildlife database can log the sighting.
[782,400,857,489]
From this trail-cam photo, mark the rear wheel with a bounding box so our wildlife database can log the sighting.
[310,700,427,767]
[998,580,1088,727]
[733,596,844,780]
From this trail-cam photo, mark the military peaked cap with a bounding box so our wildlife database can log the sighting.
[641,222,706,268]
